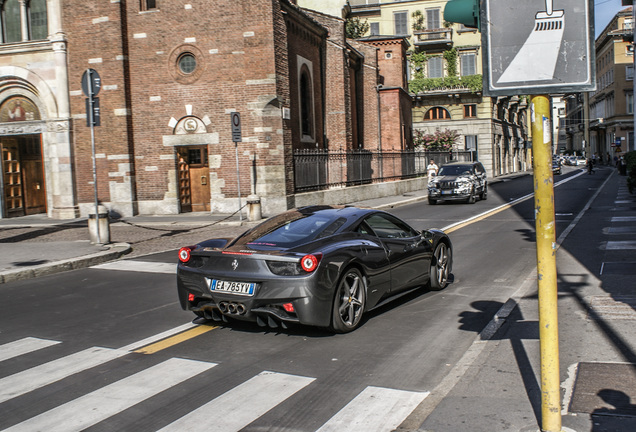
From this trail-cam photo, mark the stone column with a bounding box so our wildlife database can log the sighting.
[19,0,29,41]
[47,0,79,218]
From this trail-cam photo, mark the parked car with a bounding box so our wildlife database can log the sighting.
[552,161,562,175]
[427,161,487,204]
[177,206,453,333]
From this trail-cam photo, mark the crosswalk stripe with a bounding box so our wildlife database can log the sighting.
[0,337,60,363]
[91,260,176,274]
[3,358,215,432]
[158,371,315,432]
[316,386,429,432]
[0,346,128,404]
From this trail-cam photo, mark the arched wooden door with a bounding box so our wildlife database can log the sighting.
[177,146,210,212]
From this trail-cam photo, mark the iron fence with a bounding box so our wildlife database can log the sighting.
[293,149,474,193]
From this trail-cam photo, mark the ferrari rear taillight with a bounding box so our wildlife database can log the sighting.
[178,247,192,263]
[283,302,295,313]
[188,293,195,302]
[300,253,322,272]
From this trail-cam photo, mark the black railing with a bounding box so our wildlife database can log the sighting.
[293,149,474,193]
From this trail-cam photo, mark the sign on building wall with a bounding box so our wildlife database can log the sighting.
[482,0,596,96]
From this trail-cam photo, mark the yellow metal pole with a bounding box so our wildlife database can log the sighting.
[530,95,561,432]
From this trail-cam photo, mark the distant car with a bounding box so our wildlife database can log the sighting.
[575,156,587,166]
[427,161,487,204]
[552,161,562,175]
[177,206,453,333]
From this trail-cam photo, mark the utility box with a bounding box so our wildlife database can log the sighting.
[88,205,110,244]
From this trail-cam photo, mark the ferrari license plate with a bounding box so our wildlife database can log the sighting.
[207,278,255,296]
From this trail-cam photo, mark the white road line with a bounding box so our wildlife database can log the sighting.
[3,358,215,432]
[611,216,636,223]
[158,371,315,432]
[91,260,176,274]
[317,386,429,432]
[0,346,128,404]
[606,241,636,250]
[0,322,198,403]
[0,337,60,363]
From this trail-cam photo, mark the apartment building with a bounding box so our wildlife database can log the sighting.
[590,6,634,158]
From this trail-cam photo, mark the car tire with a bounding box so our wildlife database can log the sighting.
[429,242,451,291]
[480,184,488,200]
[330,267,366,333]
[428,197,437,205]
[466,187,476,204]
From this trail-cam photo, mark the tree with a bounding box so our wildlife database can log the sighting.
[345,17,370,39]
[414,129,460,151]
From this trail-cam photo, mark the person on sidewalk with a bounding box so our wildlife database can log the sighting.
[427,159,439,184]
[587,158,595,175]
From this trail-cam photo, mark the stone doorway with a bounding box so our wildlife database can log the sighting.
[177,145,210,212]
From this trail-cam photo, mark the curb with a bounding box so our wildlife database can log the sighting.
[0,243,131,284]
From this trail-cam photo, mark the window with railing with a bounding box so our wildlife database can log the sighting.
[426,9,440,29]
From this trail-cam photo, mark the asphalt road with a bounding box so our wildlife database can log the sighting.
[0,165,610,431]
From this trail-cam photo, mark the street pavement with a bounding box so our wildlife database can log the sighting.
[1,169,635,431]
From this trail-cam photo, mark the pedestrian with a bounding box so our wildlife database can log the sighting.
[427,159,439,184]
[619,156,627,176]
[606,152,611,166]
[587,158,594,174]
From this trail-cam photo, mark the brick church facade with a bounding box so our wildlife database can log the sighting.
[0,0,412,219]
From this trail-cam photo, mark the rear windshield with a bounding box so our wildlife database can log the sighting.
[235,213,346,250]
[439,165,473,176]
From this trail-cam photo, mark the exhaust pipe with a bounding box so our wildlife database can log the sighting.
[218,301,246,315]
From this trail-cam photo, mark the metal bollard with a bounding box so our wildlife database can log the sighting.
[246,195,262,222]
[88,204,110,244]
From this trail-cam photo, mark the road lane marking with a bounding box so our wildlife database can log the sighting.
[91,260,176,274]
[118,322,198,351]
[317,386,429,432]
[158,371,315,432]
[3,358,215,432]
[134,324,218,354]
[606,241,636,250]
[0,337,60,362]
[442,170,587,233]
[0,346,129,403]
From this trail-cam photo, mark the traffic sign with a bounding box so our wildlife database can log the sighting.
[482,0,595,96]
[81,69,101,98]
[85,97,100,127]
[231,112,242,142]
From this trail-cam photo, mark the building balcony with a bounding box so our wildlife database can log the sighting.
[413,28,453,48]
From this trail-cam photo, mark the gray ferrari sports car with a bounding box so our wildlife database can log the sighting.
[177,205,452,333]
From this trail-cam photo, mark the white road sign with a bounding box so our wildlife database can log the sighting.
[482,0,596,96]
